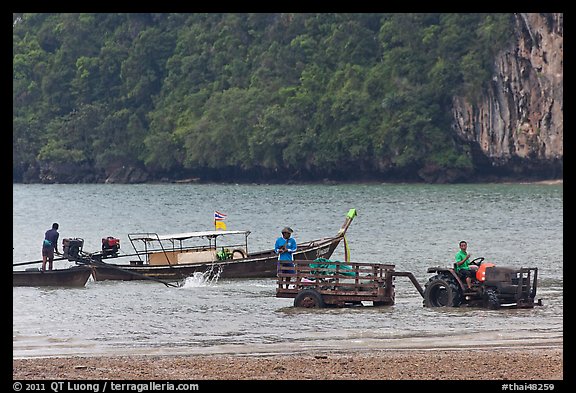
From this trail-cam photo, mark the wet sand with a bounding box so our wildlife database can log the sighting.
[13,346,563,381]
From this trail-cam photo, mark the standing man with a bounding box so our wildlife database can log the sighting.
[455,240,478,290]
[42,223,60,271]
[275,226,297,275]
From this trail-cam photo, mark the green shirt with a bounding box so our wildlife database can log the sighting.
[455,250,470,272]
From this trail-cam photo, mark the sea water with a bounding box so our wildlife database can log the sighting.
[12,182,563,357]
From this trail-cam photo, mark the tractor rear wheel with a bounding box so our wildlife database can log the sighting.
[423,275,462,307]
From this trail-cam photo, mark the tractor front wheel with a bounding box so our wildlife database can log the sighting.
[485,288,501,310]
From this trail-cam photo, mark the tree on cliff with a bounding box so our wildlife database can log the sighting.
[14,13,524,183]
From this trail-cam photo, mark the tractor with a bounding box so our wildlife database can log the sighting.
[422,257,542,309]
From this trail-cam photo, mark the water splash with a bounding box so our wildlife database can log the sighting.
[181,265,223,288]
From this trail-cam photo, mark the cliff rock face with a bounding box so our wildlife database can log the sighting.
[452,13,563,177]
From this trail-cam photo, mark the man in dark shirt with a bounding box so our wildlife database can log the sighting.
[42,223,60,271]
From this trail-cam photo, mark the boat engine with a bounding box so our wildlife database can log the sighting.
[62,238,84,260]
[102,236,120,257]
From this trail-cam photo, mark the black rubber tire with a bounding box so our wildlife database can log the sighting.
[294,289,325,308]
[423,275,462,307]
[485,288,501,310]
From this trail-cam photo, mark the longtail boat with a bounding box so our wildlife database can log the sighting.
[89,209,357,282]
[13,265,92,288]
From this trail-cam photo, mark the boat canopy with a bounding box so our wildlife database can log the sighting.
[129,230,251,242]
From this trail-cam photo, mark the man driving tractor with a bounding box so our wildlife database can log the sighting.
[455,240,478,290]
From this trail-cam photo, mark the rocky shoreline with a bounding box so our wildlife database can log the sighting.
[13,347,563,381]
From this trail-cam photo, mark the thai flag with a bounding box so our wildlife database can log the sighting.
[214,211,227,221]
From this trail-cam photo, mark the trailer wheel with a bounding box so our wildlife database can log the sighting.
[423,275,462,307]
[294,289,325,308]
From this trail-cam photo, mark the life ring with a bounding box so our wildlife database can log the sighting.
[231,249,247,259]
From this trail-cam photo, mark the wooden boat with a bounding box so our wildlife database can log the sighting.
[13,265,93,287]
[89,209,357,282]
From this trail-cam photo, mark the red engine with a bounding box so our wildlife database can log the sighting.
[102,236,120,257]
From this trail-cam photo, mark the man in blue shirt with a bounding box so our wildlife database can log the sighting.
[42,223,60,271]
[275,226,297,275]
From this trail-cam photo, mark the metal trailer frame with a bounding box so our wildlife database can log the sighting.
[276,259,423,307]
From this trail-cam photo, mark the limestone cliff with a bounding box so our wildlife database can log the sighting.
[452,13,563,178]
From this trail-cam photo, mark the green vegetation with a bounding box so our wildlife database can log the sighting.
[13,13,514,183]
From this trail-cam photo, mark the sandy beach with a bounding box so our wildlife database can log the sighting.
[13,346,563,381]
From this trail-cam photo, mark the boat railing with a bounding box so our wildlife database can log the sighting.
[127,231,250,265]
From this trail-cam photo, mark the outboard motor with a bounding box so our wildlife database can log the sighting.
[62,238,84,260]
[102,236,120,257]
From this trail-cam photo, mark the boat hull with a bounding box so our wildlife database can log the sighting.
[90,236,343,282]
[13,265,92,287]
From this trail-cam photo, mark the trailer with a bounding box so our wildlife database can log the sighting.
[276,259,423,307]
